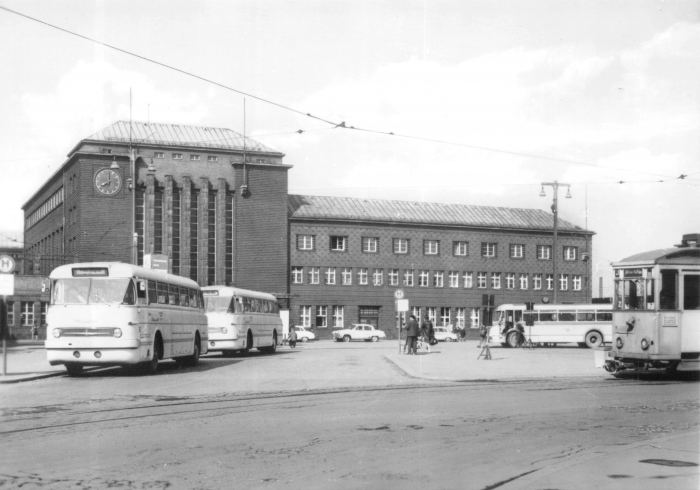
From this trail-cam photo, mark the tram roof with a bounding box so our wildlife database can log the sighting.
[614,247,700,266]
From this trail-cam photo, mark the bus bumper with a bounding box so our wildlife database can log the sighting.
[208,338,245,351]
[46,339,141,366]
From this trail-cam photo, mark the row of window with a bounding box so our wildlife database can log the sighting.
[4,302,48,326]
[297,235,579,260]
[155,151,219,162]
[26,187,65,229]
[291,267,583,291]
[297,305,482,329]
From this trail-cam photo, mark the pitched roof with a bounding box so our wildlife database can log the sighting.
[288,195,587,232]
[81,121,281,154]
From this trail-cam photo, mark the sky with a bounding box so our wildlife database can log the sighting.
[1,0,698,294]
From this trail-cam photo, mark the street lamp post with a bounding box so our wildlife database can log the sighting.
[540,181,571,304]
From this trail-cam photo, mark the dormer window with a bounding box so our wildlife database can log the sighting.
[154,152,164,159]
[173,153,183,160]
[190,155,200,161]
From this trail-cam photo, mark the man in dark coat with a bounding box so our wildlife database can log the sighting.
[421,315,434,353]
[405,315,420,355]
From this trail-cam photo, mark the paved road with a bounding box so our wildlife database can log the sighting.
[1,341,698,489]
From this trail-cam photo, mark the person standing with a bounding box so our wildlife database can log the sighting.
[405,315,420,355]
[421,315,434,354]
[31,323,39,341]
[478,324,488,348]
[288,322,298,348]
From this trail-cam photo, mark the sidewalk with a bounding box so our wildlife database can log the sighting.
[0,340,67,383]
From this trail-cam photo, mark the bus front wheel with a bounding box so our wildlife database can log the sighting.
[179,334,201,367]
[585,331,603,349]
[65,363,83,376]
[141,336,162,374]
[506,332,521,348]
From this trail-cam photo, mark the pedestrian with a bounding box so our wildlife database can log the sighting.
[31,323,39,341]
[288,322,297,348]
[478,324,488,348]
[421,315,434,354]
[405,315,420,355]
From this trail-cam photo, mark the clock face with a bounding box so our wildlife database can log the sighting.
[95,169,122,195]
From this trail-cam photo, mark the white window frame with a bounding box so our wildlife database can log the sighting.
[564,246,577,261]
[372,269,383,286]
[298,235,315,251]
[470,308,481,328]
[190,154,201,161]
[341,268,352,285]
[300,306,311,327]
[519,273,528,290]
[389,269,399,286]
[537,245,551,260]
[546,274,554,291]
[433,271,444,288]
[404,270,414,287]
[559,274,568,291]
[510,244,524,258]
[449,271,459,288]
[482,242,497,258]
[330,236,347,252]
[154,152,164,159]
[463,272,473,288]
[505,273,515,289]
[426,307,436,324]
[207,155,218,162]
[291,267,303,284]
[419,270,430,287]
[316,306,327,328]
[358,268,368,285]
[362,237,378,253]
[173,153,183,160]
[393,238,409,254]
[21,302,34,326]
[309,267,320,285]
[491,272,501,289]
[573,274,582,291]
[477,272,487,289]
[424,240,439,255]
[455,307,465,328]
[332,306,344,328]
[440,307,450,326]
[533,273,542,290]
[453,241,468,256]
[325,268,336,285]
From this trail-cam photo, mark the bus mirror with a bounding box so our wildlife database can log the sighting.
[139,281,146,291]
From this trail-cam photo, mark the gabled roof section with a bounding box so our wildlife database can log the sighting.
[80,121,281,154]
[288,195,588,232]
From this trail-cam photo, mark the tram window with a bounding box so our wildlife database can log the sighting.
[577,311,595,322]
[684,275,700,310]
[156,282,169,305]
[615,279,644,310]
[148,281,157,305]
[558,312,576,321]
[596,311,612,322]
[169,285,179,306]
[660,270,678,310]
[645,279,655,309]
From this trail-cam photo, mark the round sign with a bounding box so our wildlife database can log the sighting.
[394,289,405,300]
[542,296,550,304]
[0,255,16,274]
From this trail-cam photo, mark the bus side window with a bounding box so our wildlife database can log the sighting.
[558,312,576,322]
[596,311,612,322]
[169,285,179,306]
[514,310,523,323]
[157,282,169,305]
[122,281,136,305]
[199,291,204,310]
[660,270,678,310]
[136,280,148,305]
[524,312,536,326]
[179,287,189,307]
[148,281,158,305]
[189,289,197,308]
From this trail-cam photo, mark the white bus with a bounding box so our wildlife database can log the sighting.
[202,286,281,355]
[489,303,612,348]
[45,262,208,376]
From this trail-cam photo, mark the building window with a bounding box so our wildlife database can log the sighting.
[330,236,347,252]
[546,274,554,291]
[463,272,473,288]
[519,273,528,290]
[537,245,551,260]
[506,273,515,289]
[207,196,216,285]
[358,268,368,285]
[223,194,232,284]
[154,152,164,158]
[207,155,218,162]
[424,240,440,255]
[470,308,481,328]
[40,302,48,326]
[559,274,568,291]
[6,301,14,325]
[449,271,459,288]
[389,269,399,286]
[297,235,315,251]
[433,271,444,288]
[362,237,378,253]
[341,268,352,285]
[404,270,414,287]
[481,242,497,258]
[477,272,487,289]
[173,153,183,160]
[510,244,524,259]
[491,272,501,289]
[393,238,409,254]
[291,267,303,284]
[300,306,311,327]
[309,267,320,285]
[190,154,201,161]
[564,246,577,261]
[455,307,465,328]
[426,307,436,323]
[440,307,451,326]
[533,274,542,290]
[332,306,344,328]
[411,306,421,320]
[325,268,336,285]
[372,269,383,286]
[453,241,468,256]
[20,302,34,326]
[573,275,582,291]
[419,270,430,287]
[316,306,328,327]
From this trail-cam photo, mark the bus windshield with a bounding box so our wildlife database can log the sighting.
[204,296,233,314]
[51,278,136,305]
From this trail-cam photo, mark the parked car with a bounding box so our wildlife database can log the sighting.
[433,327,458,342]
[333,324,387,342]
[293,326,315,342]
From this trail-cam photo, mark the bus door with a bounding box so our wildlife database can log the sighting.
[682,272,700,355]
[151,281,173,357]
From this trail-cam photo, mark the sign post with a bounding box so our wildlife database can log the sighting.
[0,255,16,376]
[394,289,407,354]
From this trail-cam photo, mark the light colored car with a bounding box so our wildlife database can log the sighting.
[333,324,387,342]
[433,327,458,342]
[293,326,315,342]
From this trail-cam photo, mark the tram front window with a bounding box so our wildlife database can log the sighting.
[684,275,700,310]
[660,270,678,310]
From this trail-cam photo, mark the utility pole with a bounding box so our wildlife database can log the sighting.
[540,181,571,304]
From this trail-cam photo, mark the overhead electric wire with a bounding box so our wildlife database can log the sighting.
[0,5,689,183]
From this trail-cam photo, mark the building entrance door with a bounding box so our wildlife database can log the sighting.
[358,306,380,327]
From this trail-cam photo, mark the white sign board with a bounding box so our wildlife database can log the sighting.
[0,274,15,296]
[396,299,409,312]
[0,255,15,274]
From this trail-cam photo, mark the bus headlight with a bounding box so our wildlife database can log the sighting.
[616,337,623,349]
[52,328,62,338]
[641,338,650,351]
[221,327,227,334]
[113,328,122,338]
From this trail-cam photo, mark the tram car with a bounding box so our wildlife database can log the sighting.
[605,233,700,374]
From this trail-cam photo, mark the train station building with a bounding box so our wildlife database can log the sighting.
[19,121,594,340]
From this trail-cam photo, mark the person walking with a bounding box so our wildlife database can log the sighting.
[288,323,298,348]
[31,323,39,341]
[405,315,420,355]
[477,324,488,348]
[421,315,434,354]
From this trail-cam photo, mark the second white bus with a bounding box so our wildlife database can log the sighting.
[489,303,613,348]
[202,286,282,355]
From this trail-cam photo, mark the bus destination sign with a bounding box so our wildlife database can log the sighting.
[202,290,219,296]
[72,267,109,277]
